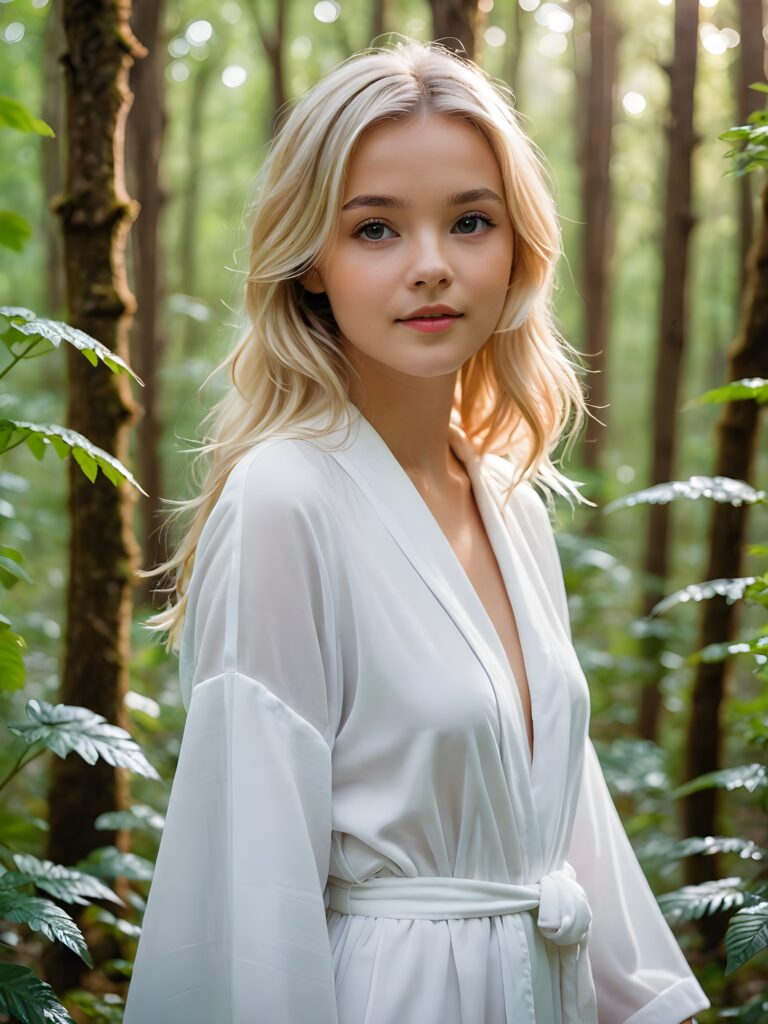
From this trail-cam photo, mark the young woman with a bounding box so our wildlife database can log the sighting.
[124,39,709,1024]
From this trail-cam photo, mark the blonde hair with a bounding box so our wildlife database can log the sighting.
[138,37,595,653]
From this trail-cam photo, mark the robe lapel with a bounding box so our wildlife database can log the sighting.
[298,401,548,870]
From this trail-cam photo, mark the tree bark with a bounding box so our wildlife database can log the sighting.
[683,175,768,951]
[242,0,287,134]
[370,0,388,45]
[127,0,170,605]
[178,53,217,356]
[428,0,486,64]
[638,0,700,742]
[578,0,621,504]
[41,2,66,322]
[736,0,765,293]
[44,0,144,994]
[502,0,524,106]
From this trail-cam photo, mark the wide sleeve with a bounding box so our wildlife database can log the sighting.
[520,481,711,1024]
[123,442,342,1024]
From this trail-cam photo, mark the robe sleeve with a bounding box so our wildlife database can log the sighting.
[123,443,341,1024]
[521,482,711,1024]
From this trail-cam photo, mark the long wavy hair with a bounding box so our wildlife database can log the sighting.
[138,37,596,654]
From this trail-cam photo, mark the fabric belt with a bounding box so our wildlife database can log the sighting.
[325,862,598,1024]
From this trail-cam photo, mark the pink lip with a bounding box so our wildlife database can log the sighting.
[399,315,462,333]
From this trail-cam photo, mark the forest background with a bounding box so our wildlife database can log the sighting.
[0,0,766,1021]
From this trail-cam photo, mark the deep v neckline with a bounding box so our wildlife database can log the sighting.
[444,432,536,768]
[303,400,540,779]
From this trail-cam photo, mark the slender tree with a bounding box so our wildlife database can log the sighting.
[736,0,765,290]
[683,159,768,955]
[577,0,621,503]
[127,0,170,604]
[44,0,144,992]
[242,0,288,133]
[428,0,486,63]
[638,0,700,741]
[41,1,66,322]
[177,49,217,356]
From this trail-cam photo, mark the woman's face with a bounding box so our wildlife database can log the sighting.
[301,113,515,387]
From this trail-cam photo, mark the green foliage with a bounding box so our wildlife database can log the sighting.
[73,847,154,883]
[6,699,159,779]
[608,364,768,1000]
[0,210,32,252]
[0,418,148,493]
[0,885,94,967]
[603,475,766,514]
[0,964,75,1024]
[3,852,122,906]
[62,988,126,1023]
[718,84,768,177]
[671,764,767,798]
[648,576,759,618]
[0,91,153,1024]
[0,96,55,137]
[683,377,768,409]
[94,803,165,836]
[0,96,54,262]
[0,306,144,384]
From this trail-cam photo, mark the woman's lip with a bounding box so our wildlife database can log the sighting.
[398,315,463,333]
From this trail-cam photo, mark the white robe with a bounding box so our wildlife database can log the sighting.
[123,401,710,1024]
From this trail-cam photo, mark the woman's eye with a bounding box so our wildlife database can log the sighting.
[353,212,494,244]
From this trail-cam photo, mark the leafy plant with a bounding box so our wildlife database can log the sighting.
[605,372,768,1010]
[0,95,151,1024]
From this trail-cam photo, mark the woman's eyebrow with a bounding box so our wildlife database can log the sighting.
[341,187,504,212]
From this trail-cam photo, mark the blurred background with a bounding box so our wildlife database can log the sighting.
[0,1,766,1021]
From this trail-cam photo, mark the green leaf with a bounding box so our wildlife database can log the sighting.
[640,835,767,870]
[0,306,143,384]
[7,699,160,779]
[658,876,747,925]
[604,476,766,514]
[6,852,123,907]
[0,210,32,252]
[74,845,154,882]
[671,763,767,798]
[0,96,55,137]
[683,377,768,408]
[693,630,768,668]
[725,901,768,974]
[0,963,75,1024]
[649,576,757,618]
[94,802,165,835]
[84,904,143,941]
[0,888,92,966]
[0,419,148,496]
[0,625,26,691]
[0,546,33,588]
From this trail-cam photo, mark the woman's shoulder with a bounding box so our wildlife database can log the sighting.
[221,434,340,513]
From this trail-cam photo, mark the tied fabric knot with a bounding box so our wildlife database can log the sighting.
[536,861,592,946]
[536,862,598,1024]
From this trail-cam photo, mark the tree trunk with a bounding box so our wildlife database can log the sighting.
[44,0,144,994]
[578,0,621,507]
[736,0,765,293]
[127,0,170,605]
[638,0,700,742]
[370,0,388,44]
[178,54,216,356]
[428,0,486,64]
[242,0,287,135]
[502,0,524,106]
[683,174,768,952]
[41,2,66,322]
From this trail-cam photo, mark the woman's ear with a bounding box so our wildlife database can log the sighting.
[300,266,326,294]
